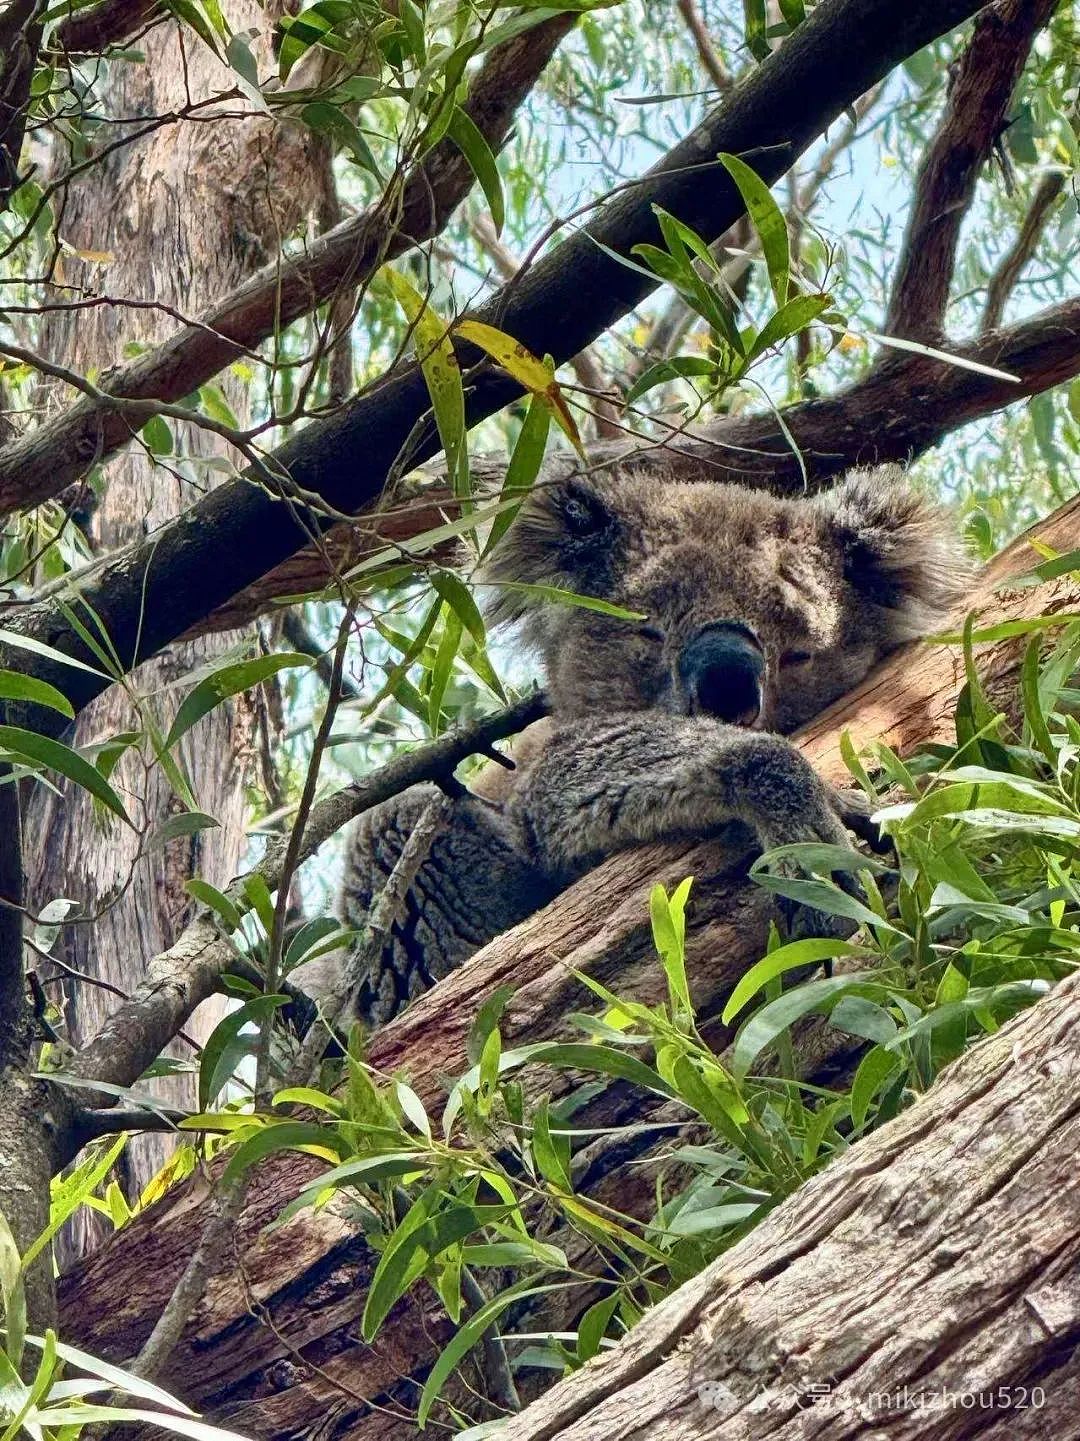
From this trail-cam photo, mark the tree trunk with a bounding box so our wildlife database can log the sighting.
[55,491,1080,1434]
[507,964,1080,1441]
[28,11,322,1265]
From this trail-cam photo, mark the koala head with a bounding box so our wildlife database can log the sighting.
[479,464,969,734]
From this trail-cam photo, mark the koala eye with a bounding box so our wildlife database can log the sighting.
[780,649,814,669]
[561,482,607,537]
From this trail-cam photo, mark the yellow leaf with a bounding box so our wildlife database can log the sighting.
[455,319,585,458]
[383,267,469,498]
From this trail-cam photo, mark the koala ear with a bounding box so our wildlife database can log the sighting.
[816,466,973,640]
[478,475,619,627]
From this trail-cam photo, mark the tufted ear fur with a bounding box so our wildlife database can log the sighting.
[477,475,622,627]
[815,466,973,641]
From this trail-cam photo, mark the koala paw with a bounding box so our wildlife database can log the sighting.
[830,786,892,855]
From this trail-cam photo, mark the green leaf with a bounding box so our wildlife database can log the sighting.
[576,1292,619,1362]
[625,355,715,406]
[446,107,504,234]
[732,974,888,1078]
[140,413,173,455]
[0,671,73,718]
[0,725,130,823]
[199,996,287,1109]
[363,1201,508,1341]
[741,0,768,59]
[719,152,788,304]
[532,1099,572,1191]
[417,1280,562,1426]
[466,984,514,1066]
[0,1213,26,1369]
[300,102,384,180]
[747,292,830,360]
[722,939,865,1024]
[847,1043,899,1129]
[384,268,469,501]
[430,570,486,646]
[483,392,551,555]
[184,877,241,932]
[0,628,108,680]
[222,1121,342,1183]
[166,653,309,749]
[476,580,645,620]
[650,877,693,1021]
[149,811,220,849]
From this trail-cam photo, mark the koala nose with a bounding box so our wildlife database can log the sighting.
[678,622,764,725]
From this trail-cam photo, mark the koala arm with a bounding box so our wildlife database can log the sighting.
[508,712,872,886]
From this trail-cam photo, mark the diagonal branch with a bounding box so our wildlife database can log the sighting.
[0,0,991,727]
[60,691,547,1119]
[981,169,1067,332]
[182,291,1080,638]
[884,0,1057,342]
[0,10,577,519]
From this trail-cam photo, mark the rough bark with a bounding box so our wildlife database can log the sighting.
[56,489,1080,1436]
[25,7,323,1266]
[507,964,1080,1441]
[0,0,992,726]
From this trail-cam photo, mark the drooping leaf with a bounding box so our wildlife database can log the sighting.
[455,319,585,456]
[0,725,130,823]
[166,653,309,750]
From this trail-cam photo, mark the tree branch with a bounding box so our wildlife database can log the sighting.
[674,0,733,95]
[50,0,162,54]
[884,0,1056,342]
[59,692,547,1118]
[173,291,1080,639]
[982,169,1067,332]
[54,488,1080,1434]
[0,0,991,724]
[0,10,578,519]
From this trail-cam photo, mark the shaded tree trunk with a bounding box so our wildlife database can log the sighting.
[28,11,323,1264]
[56,491,1080,1435]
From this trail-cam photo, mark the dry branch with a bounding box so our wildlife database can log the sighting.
[884,0,1056,342]
[0,11,576,519]
[57,487,1080,1438]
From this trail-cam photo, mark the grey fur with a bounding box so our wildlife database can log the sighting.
[296,465,969,1028]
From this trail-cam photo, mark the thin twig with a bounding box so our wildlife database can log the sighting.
[981,170,1066,333]
[675,0,733,94]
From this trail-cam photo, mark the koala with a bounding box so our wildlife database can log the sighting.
[294,464,967,1028]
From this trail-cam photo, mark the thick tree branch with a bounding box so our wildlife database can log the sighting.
[50,0,162,54]
[884,0,1056,342]
[179,291,1080,638]
[0,0,990,723]
[0,10,577,519]
[60,692,547,1112]
[55,489,1080,1437]
[508,967,1080,1439]
[982,169,1067,332]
